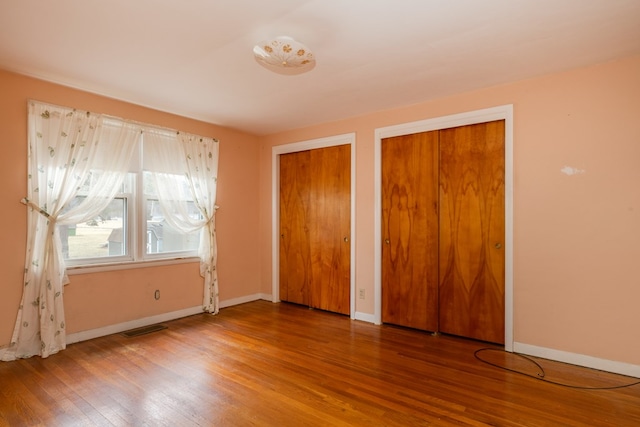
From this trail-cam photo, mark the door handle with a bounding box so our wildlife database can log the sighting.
[494,243,502,249]
[344,236,349,243]
[384,239,390,245]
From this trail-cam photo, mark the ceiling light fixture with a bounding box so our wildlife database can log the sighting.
[253,36,316,75]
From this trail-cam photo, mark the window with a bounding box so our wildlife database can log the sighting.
[26,99,219,320]
[62,137,200,267]
[143,171,202,257]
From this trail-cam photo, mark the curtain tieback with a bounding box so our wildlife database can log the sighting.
[21,197,52,219]
[205,205,220,225]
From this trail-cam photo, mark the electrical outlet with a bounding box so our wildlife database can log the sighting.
[358,288,365,299]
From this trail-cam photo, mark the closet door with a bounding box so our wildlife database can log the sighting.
[279,150,311,306]
[439,120,505,344]
[381,132,439,331]
[279,145,351,315]
[308,144,351,315]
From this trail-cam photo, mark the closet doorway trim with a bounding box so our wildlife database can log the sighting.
[374,105,514,351]
[271,133,357,319]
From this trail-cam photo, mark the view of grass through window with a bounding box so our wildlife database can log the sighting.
[60,198,126,260]
[59,197,200,262]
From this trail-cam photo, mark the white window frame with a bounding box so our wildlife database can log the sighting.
[66,136,201,275]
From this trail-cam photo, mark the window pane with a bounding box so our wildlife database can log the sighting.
[61,198,127,260]
[146,200,200,254]
[143,171,191,199]
[76,172,134,196]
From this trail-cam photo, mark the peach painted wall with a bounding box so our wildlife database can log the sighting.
[0,70,261,345]
[258,55,640,366]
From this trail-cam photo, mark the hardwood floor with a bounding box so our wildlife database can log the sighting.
[1,300,639,426]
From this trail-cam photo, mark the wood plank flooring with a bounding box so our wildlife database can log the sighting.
[1,300,639,426]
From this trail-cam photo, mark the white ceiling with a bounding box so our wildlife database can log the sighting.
[1,0,639,136]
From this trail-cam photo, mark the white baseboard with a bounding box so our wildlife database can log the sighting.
[514,342,640,379]
[354,311,376,324]
[66,305,204,345]
[66,294,274,346]
[219,293,272,308]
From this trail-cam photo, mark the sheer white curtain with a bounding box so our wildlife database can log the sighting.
[0,101,140,361]
[144,130,220,313]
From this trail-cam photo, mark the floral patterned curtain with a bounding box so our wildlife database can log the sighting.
[143,130,220,313]
[0,101,140,361]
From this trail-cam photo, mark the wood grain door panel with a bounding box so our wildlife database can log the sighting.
[279,150,311,306]
[309,145,351,315]
[279,145,351,316]
[438,120,505,344]
[381,132,439,331]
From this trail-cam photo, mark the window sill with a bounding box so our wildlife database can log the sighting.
[66,256,200,276]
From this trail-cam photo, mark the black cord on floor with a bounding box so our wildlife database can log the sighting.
[474,348,640,390]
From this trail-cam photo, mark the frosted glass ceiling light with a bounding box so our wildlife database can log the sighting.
[253,36,315,75]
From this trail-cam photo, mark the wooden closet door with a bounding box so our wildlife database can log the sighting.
[381,132,439,331]
[439,120,505,344]
[279,150,311,306]
[308,144,351,315]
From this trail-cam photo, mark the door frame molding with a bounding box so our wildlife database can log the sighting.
[272,133,357,319]
[374,105,514,351]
